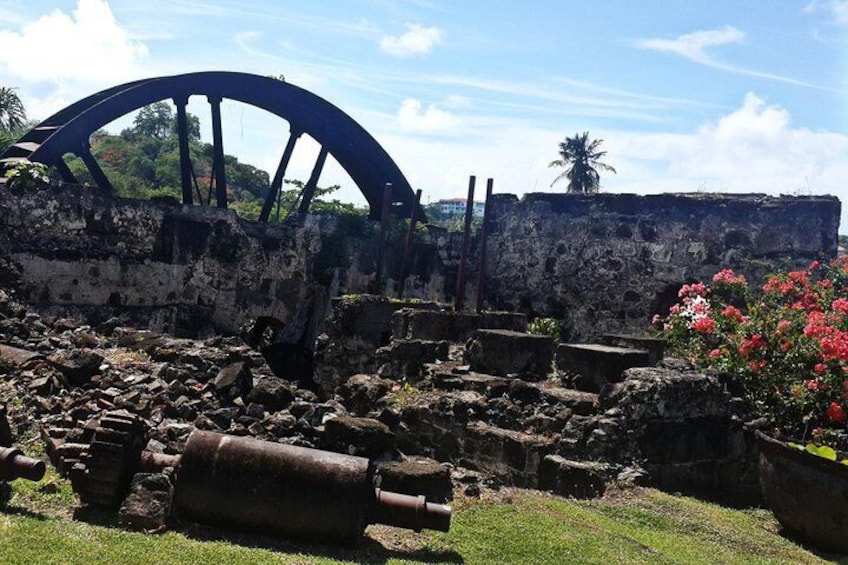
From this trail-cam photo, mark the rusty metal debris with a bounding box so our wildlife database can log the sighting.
[61,411,451,545]
[176,429,450,545]
[0,406,45,482]
[0,446,46,482]
[0,343,43,369]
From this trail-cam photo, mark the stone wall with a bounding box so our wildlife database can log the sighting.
[0,186,839,343]
[479,192,840,340]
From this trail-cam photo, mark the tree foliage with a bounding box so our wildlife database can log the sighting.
[0,87,26,132]
[0,87,33,154]
[549,131,616,193]
[60,102,363,222]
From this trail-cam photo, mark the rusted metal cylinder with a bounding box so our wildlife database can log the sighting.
[0,446,46,482]
[174,430,375,545]
[371,489,451,532]
[174,430,451,545]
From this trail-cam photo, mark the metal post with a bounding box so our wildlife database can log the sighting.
[208,96,227,209]
[78,143,115,193]
[476,179,494,313]
[260,130,300,222]
[175,97,193,206]
[374,182,393,294]
[454,176,476,311]
[298,147,328,214]
[397,189,422,298]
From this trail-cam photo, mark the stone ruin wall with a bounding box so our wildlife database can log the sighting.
[0,185,840,345]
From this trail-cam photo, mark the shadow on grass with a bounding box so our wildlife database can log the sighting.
[774,526,848,564]
[71,504,463,564]
[177,520,464,564]
[0,483,47,520]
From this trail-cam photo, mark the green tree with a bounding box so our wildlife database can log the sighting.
[549,131,616,193]
[0,87,26,132]
[124,101,200,142]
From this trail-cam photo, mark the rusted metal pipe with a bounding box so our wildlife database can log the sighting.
[0,446,46,482]
[371,489,451,532]
[454,175,476,311]
[397,188,422,298]
[174,430,451,546]
[475,178,494,313]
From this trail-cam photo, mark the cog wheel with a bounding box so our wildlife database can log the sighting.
[69,411,148,507]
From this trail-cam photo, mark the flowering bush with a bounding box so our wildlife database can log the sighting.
[656,261,848,452]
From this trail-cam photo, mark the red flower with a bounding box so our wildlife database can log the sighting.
[739,334,766,357]
[721,305,744,323]
[709,348,722,358]
[692,317,715,334]
[814,363,827,375]
[827,402,845,424]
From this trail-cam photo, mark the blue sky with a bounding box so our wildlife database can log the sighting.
[1,0,847,223]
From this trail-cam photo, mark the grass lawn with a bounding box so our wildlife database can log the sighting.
[0,466,844,565]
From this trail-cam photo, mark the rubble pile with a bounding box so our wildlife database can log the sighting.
[1,287,762,538]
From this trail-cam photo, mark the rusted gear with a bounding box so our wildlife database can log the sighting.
[69,411,148,507]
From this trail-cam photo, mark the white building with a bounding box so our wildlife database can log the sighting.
[435,198,485,216]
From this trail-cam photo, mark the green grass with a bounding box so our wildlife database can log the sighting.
[0,473,843,564]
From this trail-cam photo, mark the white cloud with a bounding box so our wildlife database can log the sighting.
[805,0,848,24]
[636,26,827,89]
[370,93,848,229]
[607,93,848,203]
[0,0,148,84]
[396,98,458,134]
[380,24,444,57]
[636,26,745,63]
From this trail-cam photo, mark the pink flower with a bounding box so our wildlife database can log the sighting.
[712,269,747,286]
[814,363,828,375]
[709,349,722,358]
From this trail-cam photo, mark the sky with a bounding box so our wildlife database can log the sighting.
[0,0,847,224]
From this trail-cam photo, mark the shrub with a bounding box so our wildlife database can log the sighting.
[656,261,848,452]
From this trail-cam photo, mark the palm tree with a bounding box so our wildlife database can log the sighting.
[549,132,616,193]
[0,87,26,133]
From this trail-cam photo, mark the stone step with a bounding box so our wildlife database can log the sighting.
[539,455,609,499]
[600,333,664,364]
[461,423,554,488]
[465,329,554,381]
[392,308,527,343]
[556,343,652,393]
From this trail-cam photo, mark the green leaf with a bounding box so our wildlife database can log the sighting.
[805,443,838,461]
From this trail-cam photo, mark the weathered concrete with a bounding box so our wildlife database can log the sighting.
[0,187,839,346]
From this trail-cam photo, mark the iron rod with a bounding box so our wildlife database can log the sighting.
[397,189,422,298]
[298,147,328,214]
[174,97,193,205]
[78,143,115,194]
[208,96,228,209]
[260,130,300,223]
[476,178,494,313]
[374,182,393,294]
[454,176,476,311]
